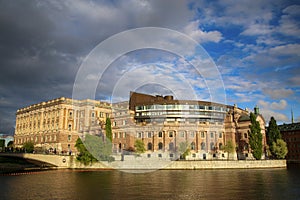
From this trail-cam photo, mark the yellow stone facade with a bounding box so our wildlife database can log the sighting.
[14,97,111,154]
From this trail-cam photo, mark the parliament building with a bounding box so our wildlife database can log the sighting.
[14,92,267,160]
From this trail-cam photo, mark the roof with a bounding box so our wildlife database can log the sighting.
[238,114,250,122]
[278,122,300,131]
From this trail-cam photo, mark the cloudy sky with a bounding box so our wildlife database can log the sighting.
[0,0,299,134]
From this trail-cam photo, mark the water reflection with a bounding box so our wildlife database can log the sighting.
[1,169,299,200]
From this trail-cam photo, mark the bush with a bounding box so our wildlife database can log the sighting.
[22,141,34,153]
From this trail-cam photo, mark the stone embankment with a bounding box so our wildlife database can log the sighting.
[70,159,287,170]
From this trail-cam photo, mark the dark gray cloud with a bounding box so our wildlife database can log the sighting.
[0,0,193,134]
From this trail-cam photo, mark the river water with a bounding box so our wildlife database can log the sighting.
[1,168,300,200]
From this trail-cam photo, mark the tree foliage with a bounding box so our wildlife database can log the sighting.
[223,140,235,160]
[248,113,263,160]
[75,137,97,165]
[22,141,34,153]
[84,134,114,162]
[179,141,190,159]
[7,141,13,147]
[272,139,288,159]
[105,117,112,142]
[267,117,281,146]
[134,139,146,154]
[266,117,282,157]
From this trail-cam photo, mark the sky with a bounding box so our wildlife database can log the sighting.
[0,0,299,135]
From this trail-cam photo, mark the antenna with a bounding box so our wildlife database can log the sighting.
[291,107,294,124]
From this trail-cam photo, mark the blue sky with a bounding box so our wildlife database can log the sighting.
[0,0,299,134]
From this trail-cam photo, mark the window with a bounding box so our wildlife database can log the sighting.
[191,142,196,150]
[148,132,152,138]
[244,133,248,139]
[169,131,173,137]
[201,132,205,138]
[219,143,223,150]
[219,132,223,138]
[119,132,122,138]
[147,142,152,150]
[68,135,71,141]
[179,131,185,137]
[190,132,195,138]
[137,132,143,138]
[210,132,214,138]
[158,131,163,137]
[201,142,205,150]
[158,142,163,150]
[210,142,215,150]
[100,112,103,117]
[68,124,72,131]
[91,112,95,117]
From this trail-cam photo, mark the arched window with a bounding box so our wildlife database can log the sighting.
[219,143,223,150]
[210,142,215,150]
[201,142,206,150]
[158,142,163,150]
[169,142,174,151]
[191,142,195,150]
[147,142,152,150]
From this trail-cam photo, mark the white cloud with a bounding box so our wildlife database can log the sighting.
[257,100,289,122]
[183,20,223,43]
[278,5,300,38]
[262,88,294,99]
[269,44,300,57]
[241,23,274,36]
[270,100,287,110]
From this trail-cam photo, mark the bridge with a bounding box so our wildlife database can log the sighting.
[0,153,73,168]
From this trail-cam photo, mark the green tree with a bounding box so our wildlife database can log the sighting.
[105,117,112,142]
[0,139,5,152]
[248,112,263,160]
[223,140,235,160]
[179,141,190,160]
[266,117,282,157]
[134,139,146,154]
[22,141,34,153]
[84,134,114,162]
[7,141,13,147]
[75,137,97,165]
[266,117,281,146]
[272,139,288,159]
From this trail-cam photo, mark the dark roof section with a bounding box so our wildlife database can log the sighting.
[238,114,250,122]
[129,91,227,111]
[279,122,300,131]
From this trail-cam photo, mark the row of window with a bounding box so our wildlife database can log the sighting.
[134,131,223,139]
[115,141,223,151]
[136,104,227,112]
[136,111,225,118]
[113,131,223,138]
[16,134,72,145]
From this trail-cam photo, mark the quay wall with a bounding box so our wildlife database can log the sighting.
[70,159,287,170]
[164,160,286,170]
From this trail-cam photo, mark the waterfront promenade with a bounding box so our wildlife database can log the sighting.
[0,153,287,170]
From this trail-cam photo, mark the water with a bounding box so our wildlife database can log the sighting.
[1,168,300,200]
